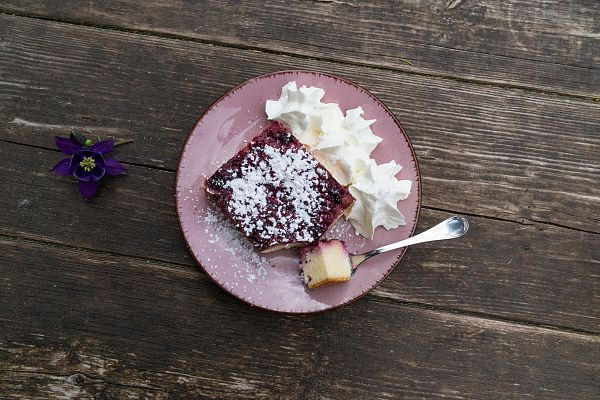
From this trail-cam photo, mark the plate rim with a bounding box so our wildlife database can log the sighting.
[174,69,422,314]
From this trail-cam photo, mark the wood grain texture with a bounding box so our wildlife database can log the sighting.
[1,237,599,399]
[1,141,599,333]
[1,4,599,399]
[0,142,193,265]
[1,15,599,233]
[1,372,169,400]
[1,0,599,97]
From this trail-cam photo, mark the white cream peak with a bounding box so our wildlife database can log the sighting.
[345,159,412,238]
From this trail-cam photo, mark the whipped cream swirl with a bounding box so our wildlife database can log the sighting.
[345,159,412,237]
[266,81,412,238]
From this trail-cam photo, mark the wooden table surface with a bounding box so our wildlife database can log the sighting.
[1,1,599,399]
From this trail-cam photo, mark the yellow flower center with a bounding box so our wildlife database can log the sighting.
[79,157,96,172]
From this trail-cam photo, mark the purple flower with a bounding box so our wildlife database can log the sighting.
[51,134,127,200]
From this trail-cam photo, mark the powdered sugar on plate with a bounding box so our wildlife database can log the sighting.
[324,218,367,251]
[195,203,268,284]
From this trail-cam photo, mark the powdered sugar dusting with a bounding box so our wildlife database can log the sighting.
[222,143,326,244]
[198,205,268,284]
[205,122,354,251]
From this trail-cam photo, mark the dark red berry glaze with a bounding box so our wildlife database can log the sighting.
[205,121,354,252]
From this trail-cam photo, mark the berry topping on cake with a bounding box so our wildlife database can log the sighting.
[205,121,354,253]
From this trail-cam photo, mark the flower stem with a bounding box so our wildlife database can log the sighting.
[114,139,134,147]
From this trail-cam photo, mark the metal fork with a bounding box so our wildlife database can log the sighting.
[350,216,469,271]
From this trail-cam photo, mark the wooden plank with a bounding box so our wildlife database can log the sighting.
[1,15,599,233]
[0,142,193,265]
[1,141,599,333]
[0,372,169,400]
[1,1,599,97]
[1,237,599,399]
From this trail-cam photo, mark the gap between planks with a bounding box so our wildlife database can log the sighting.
[2,233,599,339]
[424,205,600,236]
[0,10,598,104]
[3,138,598,237]
[1,139,175,174]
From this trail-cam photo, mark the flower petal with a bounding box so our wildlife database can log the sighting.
[78,179,98,200]
[91,166,106,181]
[73,166,92,181]
[93,152,106,168]
[104,158,127,175]
[91,140,114,154]
[55,136,82,154]
[50,158,72,176]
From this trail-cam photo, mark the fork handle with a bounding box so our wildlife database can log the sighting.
[351,216,469,268]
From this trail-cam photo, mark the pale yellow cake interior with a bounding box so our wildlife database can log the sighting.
[302,240,352,289]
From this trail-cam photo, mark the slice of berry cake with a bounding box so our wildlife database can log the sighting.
[205,121,354,253]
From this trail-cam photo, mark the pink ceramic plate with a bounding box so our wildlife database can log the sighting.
[175,71,421,313]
